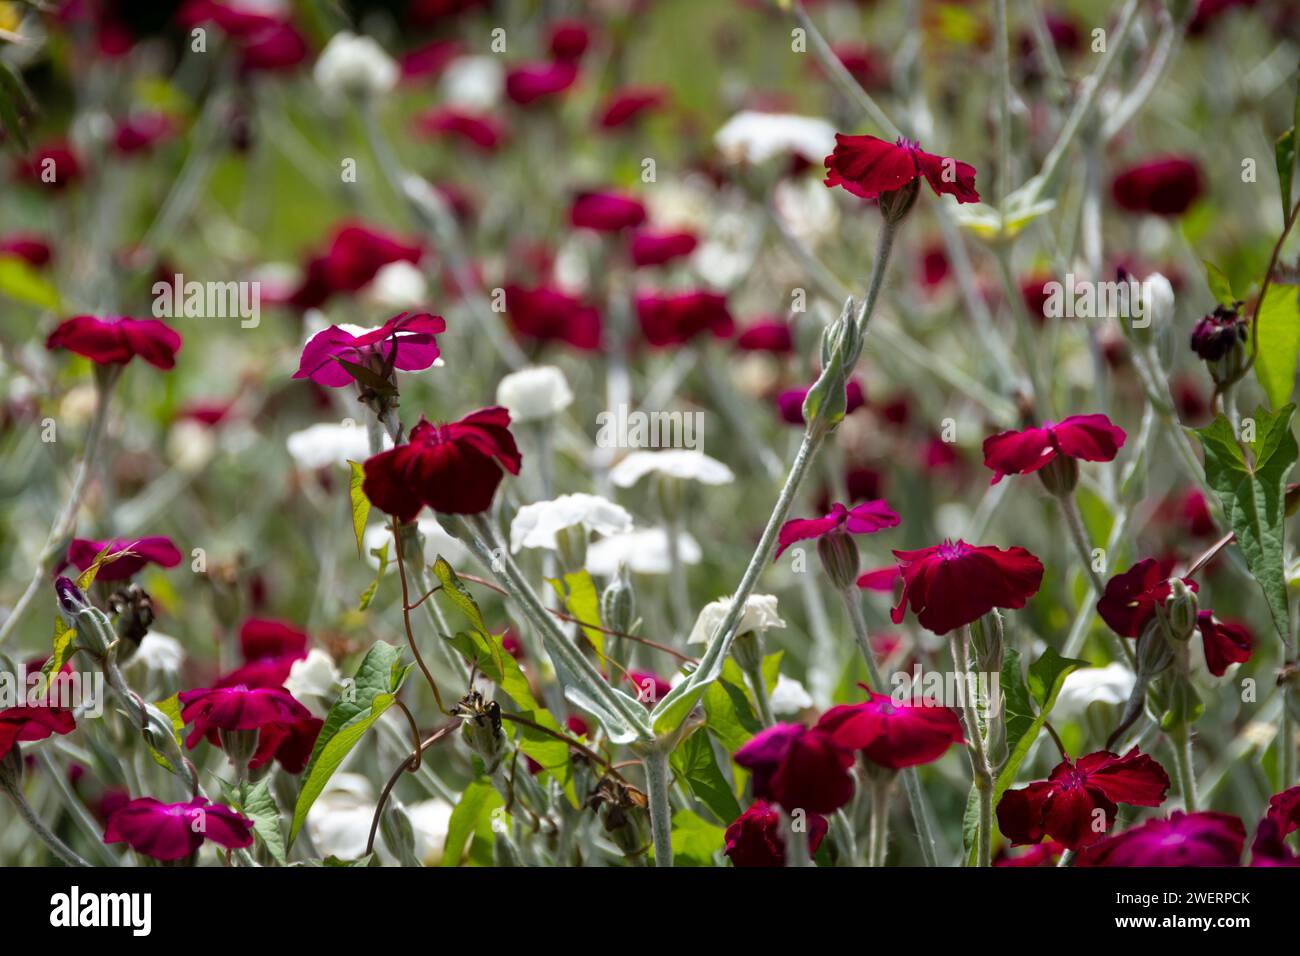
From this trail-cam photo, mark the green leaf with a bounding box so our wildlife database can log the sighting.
[289,641,412,844]
[1277,128,1297,223]
[1196,406,1298,637]
[670,725,741,824]
[1203,261,1236,306]
[346,461,370,558]
[0,256,58,310]
[0,60,33,153]
[441,779,503,867]
[668,809,726,866]
[1254,284,1300,409]
[238,780,288,865]
[42,619,76,695]
[548,571,604,663]
[431,556,490,637]
[702,661,760,754]
[358,541,388,611]
[154,693,184,746]
[332,357,397,397]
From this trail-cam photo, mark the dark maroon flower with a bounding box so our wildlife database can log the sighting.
[362,408,522,519]
[66,536,183,581]
[724,800,828,867]
[1096,558,1197,638]
[570,191,647,232]
[775,501,900,558]
[1195,611,1252,676]
[830,42,889,91]
[292,312,445,388]
[0,704,76,761]
[733,722,855,814]
[103,796,253,861]
[399,39,459,80]
[597,86,666,129]
[565,715,590,737]
[46,316,182,369]
[113,113,176,155]
[891,540,1044,634]
[416,108,504,151]
[997,749,1170,850]
[982,414,1127,484]
[505,61,578,105]
[14,142,82,190]
[1111,157,1204,216]
[817,688,964,770]
[547,20,589,61]
[1075,811,1245,867]
[1190,303,1247,361]
[506,284,603,350]
[288,223,423,309]
[240,618,309,662]
[735,319,794,354]
[0,233,52,268]
[630,229,697,267]
[824,134,980,204]
[1181,488,1216,538]
[994,841,1066,866]
[776,379,865,425]
[637,290,734,347]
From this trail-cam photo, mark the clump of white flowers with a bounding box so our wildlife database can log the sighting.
[314,31,399,100]
[496,366,574,422]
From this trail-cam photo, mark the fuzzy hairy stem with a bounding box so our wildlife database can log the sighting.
[642,744,674,867]
[953,627,994,866]
[0,776,90,867]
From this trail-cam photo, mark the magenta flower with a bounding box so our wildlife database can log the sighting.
[630,229,697,267]
[981,414,1127,484]
[570,191,647,232]
[14,141,82,190]
[179,684,312,747]
[103,797,254,861]
[46,315,182,369]
[416,108,505,151]
[625,670,672,705]
[0,232,52,268]
[113,113,176,155]
[217,618,310,689]
[733,723,855,815]
[1110,156,1204,216]
[506,284,603,350]
[1076,811,1245,867]
[597,86,666,129]
[65,536,183,582]
[0,704,76,761]
[775,500,900,558]
[857,564,902,592]
[724,801,828,867]
[636,290,734,347]
[824,134,980,204]
[505,61,578,105]
[547,19,590,60]
[816,688,964,770]
[890,540,1044,634]
[997,749,1171,850]
[1251,786,1300,866]
[776,379,865,425]
[994,841,1066,866]
[292,312,445,388]
[735,319,795,354]
[287,223,423,309]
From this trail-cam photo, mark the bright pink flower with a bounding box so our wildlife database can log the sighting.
[570,191,647,232]
[997,749,1170,850]
[239,618,309,662]
[565,715,590,737]
[1195,611,1253,676]
[113,113,176,155]
[416,108,504,150]
[817,688,964,770]
[733,723,855,814]
[0,233,52,268]
[0,704,76,761]
[506,284,603,350]
[362,408,522,519]
[292,312,445,388]
[857,564,901,592]
[629,229,697,267]
[1075,811,1245,867]
[179,0,308,73]
[637,290,734,346]
[724,800,828,867]
[1250,815,1300,866]
[547,20,589,61]
[66,536,183,581]
[46,315,182,369]
[399,39,459,80]
[179,684,313,747]
[735,319,794,353]
[775,501,900,558]
[891,540,1044,634]
[824,133,980,204]
[597,86,666,129]
[1111,157,1204,216]
[994,841,1066,866]
[176,399,236,427]
[103,797,253,861]
[288,223,423,309]
[1096,558,1197,638]
[776,379,865,425]
[505,60,578,105]
[14,142,82,190]
[625,670,672,705]
[982,414,1127,484]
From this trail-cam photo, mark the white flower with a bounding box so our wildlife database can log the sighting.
[586,528,701,576]
[129,631,184,675]
[441,55,503,110]
[770,674,814,715]
[609,450,735,488]
[687,593,785,645]
[286,422,387,470]
[714,111,836,165]
[510,493,633,553]
[306,773,377,861]
[1054,663,1136,721]
[167,420,216,473]
[496,366,574,423]
[1140,272,1175,328]
[284,649,341,718]
[314,31,398,100]
[407,799,454,864]
[362,516,469,568]
[362,261,428,309]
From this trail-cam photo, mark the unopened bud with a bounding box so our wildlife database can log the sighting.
[553,524,588,576]
[877,177,920,225]
[0,744,22,788]
[969,610,1005,674]
[219,728,260,775]
[1037,455,1079,496]
[1136,620,1175,680]
[600,564,636,635]
[1163,579,1199,642]
[731,630,763,673]
[455,691,505,773]
[816,529,860,592]
[1158,671,1204,731]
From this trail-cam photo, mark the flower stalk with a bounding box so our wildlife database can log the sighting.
[953,626,995,866]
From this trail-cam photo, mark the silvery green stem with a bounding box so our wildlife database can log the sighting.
[1279,688,1295,790]
[36,751,119,865]
[1058,491,1106,594]
[993,0,1013,204]
[642,743,674,867]
[995,246,1049,415]
[868,776,893,867]
[1101,5,1183,141]
[0,777,90,867]
[742,654,775,728]
[792,2,900,138]
[784,811,812,867]
[1168,723,1198,812]
[953,627,994,867]
[664,515,694,638]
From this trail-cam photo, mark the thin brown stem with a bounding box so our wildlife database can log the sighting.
[391,515,450,715]
[365,721,458,857]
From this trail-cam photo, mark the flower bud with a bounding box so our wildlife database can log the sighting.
[877,177,920,225]
[816,528,860,591]
[380,798,421,867]
[455,691,505,773]
[1158,671,1204,731]
[1037,454,1079,496]
[553,523,588,575]
[600,563,637,636]
[731,629,763,673]
[1136,619,1175,680]
[1190,302,1247,385]
[1162,579,1199,642]
[969,610,1005,674]
[108,583,155,656]
[0,744,22,789]
[219,728,261,775]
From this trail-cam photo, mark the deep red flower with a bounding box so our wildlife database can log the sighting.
[0,704,77,761]
[830,42,890,91]
[735,319,794,354]
[994,841,1066,866]
[505,61,578,105]
[997,749,1170,850]
[625,670,672,705]
[506,284,603,350]
[982,414,1127,484]
[239,618,309,662]
[775,501,900,558]
[1181,488,1216,538]
[0,233,52,268]
[724,800,828,867]
[824,134,980,204]
[292,312,445,388]
[1190,303,1247,360]
[288,224,423,309]
[733,722,855,814]
[14,142,82,190]
[570,191,647,232]
[399,39,459,80]
[776,379,865,425]
[179,684,313,748]
[1195,611,1253,676]
[66,536,183,581]
[176,399,236,428]
[597,86,666,129]
[890,540,1044,634]
[636,290,734,346]
[46,316,182,369]
[103,796,253,861]
[565,715,590,737]
[113,113,176,155]
[1096,558,1197,638]
[1251,786,1300,866]
[416,108,504,151]
[1075,811,1245,867]
[547,20,589,61]
[630,229,697,267]
[1111,157,1204,216]
[362,408,522,519]
[817,688,964,769]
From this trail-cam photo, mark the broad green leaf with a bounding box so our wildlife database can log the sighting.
[289,641,412,844]
[1254,285,1300,409]
[441,779,503,867]
[703,661,760,754]
[670,725,741,824]
[548,571,604,663]
[1277,128,1297,224]
[431,556,490,637]
[1196,406,1298,636]
[346,461,369,557]
[0,256,58,310]
[239,780,287,865]
[1203,261,1235,306]
[358,541,388,611]
[668,809,726,867]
